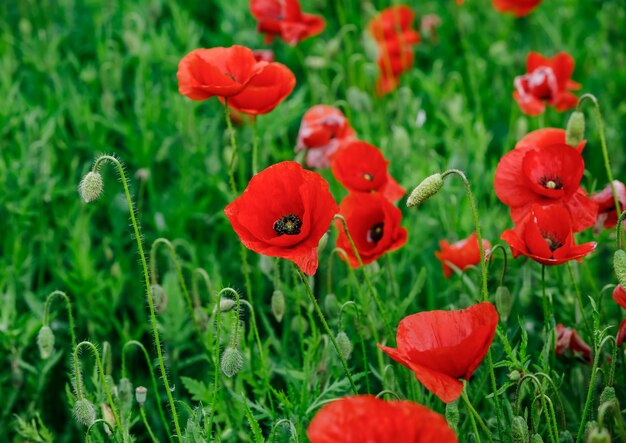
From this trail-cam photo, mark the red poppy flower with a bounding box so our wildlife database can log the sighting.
[435,232,492,279]
[331,140,405,202]
[335,193,407,268]
[177,46,268,101]
[492,0,542,17]
[592,181,626,230]
[295,105,356,169]
[494,128,597,232]
[613,285,626,309]
[501,204,596,266]
[555,324,592,363]
[252,49,274,62]
[307,395,458,443]
[250,0,325,46]
[617,320,626,347]
[225,161,338,275]
[513,51,580,115]
[378,302,498,403]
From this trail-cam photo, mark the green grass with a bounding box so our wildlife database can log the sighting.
[2,0,626,441]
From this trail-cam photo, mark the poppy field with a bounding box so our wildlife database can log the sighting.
[4,0,626,441]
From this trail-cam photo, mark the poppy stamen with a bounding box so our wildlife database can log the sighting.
[363,173,374,181]
[367,222,384,243]
[542,233,563,251]
[274,213,303,236]
[539,176,563,190]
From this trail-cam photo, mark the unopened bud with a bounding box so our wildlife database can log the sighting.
[135,386,148,406]
[508,369,521,381]
[101,403,114,434]
[560,430,574,443]
[512,416,529,443]
[271,290,285,322]
[599,386,617,406]
[614,250,626,289]
[335,331,352,360]
[73,399,96,426]
[193,306,209,331]
[219,298,236,313]
[445,400,459,432]
[318,232,329,252]
[150,284,168,313]
[118,378,133,407]
[221,347,243,378]
[587,426,611,443]
[78,171,104,203]
[531,434,544,443]
[566,111,585,147]
[407,173,444,207]
[291,316,308,334]
[37,325,55,360]
[495,286,513,323]
[324,293,339,317]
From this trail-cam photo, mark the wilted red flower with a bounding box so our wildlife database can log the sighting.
[613,285,626,309]
[307,395,458,443]
[331,140,405,202]
[379,302,498,403]
[250,0,325,46]
[177,46,268,100]
[435,232,492,279]
[494,128,597,232]
[225,161,338,275]
[335,193,408,268]
[555,324,592,363]
[295,105,356,169]
[617,320,626,347]
[492,0,542,17]
[513,51,580,115]
[592,181,626,230]
[501,204,596,266]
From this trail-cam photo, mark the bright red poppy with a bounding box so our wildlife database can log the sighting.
[225,161,338,275]
[177,46,268,101]
[331,140,405,202]
[592,181,626,230]
[617,320,626,347]
[307,395,458,443]
[494,128,597,232]
[492,0,542,17]
[335,193,408,268]
[295,105,356,169]
[250,0,325,46]
[501,204,596,266]
[555,324,592,363]
[613,285,626,309]
[435,232,492,279]
[378,302,498,403]
[513,51,580,115]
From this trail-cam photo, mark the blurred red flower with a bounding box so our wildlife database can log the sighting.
[378,302,498,403]
[501,204,596,266]
[435,232,492,279]
[295,105,356,169]
[617,320,626,347]
[513,51,580,115]
[556,324,592,363]
[494,128,597,232]
[225,161,338,275]
[613,285,626,309]
[331,140,405,202]
[252,49,274,62]
[592,181,626,230]
[335,193,407,268]
[492,0,542,17]
[307,395,458,443]
[250,0,325,45]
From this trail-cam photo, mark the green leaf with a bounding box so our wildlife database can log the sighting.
[181,376,212,403]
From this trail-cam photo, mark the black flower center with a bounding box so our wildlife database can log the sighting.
[274,214,302,236]
[542,233,563,252]
[539,176,563,190]
[367,223,384,244]
[363,173,374,181]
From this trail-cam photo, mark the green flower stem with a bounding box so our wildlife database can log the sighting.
[567,262,592,336]
[191,267,214,307]
[616,210,626,251]
[252,118,259,175]
[516,374,556,443]
[577,365,600,443]
[598,397,626,441]
[224,100,239,196]
[208,287,231,436]
[461,387,493,443]
[487,244,508,288]
[140,406,159,443]
[339,301,371,394]
[85,419,116,442]
[541,265,556,369]
[43,290,77,349]
[297,269,358,394]
[91,155,183,442]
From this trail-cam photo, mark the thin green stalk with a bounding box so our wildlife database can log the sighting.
[224,100,239,196]
[208,288,232,436]
[192,268,213,307]
[85,419,116,442]
[487,244,508,288]
[252,118,259,175]
[140,407,159,443]
[616,210,626,251]
[461,388,493,443]
[516,374,556,443]
[576,365,600,443]
[384,255,400,300]
[340,301,371,394]
[43,290,77,349]
[567,262,592,336]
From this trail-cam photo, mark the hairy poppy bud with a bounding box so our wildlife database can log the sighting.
[73,399,96,426]
[219,298,236,313]
[445,400,459,432]
[221,347,243,378]
[560,430,574,443]
[407,173,444,207]
[324,293,339,317]
[599,386,617,406]
[566,111,585,147]
[614,250,626,289]
[509,369,521,381]
[271,290,285,322]
[495,286,513,323]
[512,416,529,443]
[531,434,544,443]
[118,378,133,407]
[78,171,104,203]
[335,331,352,360]
[37,325,55,360]
[587,426,611,443]
[150,284,168,313]
[291,315,308,334]
[135,386,148,406]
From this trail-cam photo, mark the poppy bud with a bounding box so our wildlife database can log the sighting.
[219,298,237,313]
[37,325,55,360]
[614,250,626,289]
[118,378,133,407]
[291,316,308,334]
[193,306,209,331]
[73,399,96,427]
[78,171,104,203]
[511,416,529,443]
[101,403,115,434]
[150,284,168,313]
[508,369,521,381]
[531,434,544,443]
[566,111,585,147]
[324,293,339,317]
[586,426,611,443]
[335,331,352,360]
[318,232,329,252]
[135,386,148,406]
[445,400,459,432]
[560,430,574,443]
[599,386,617,406]
[406,173,444,207]
[271,290,285,322]
[495,286,513,323]
[221,346,243,378]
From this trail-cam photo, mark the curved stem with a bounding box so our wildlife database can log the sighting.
[339,301,371,394]
[567,262,592,336]
[599,335,618,387]
[192,268,214,307]
[375,390,401,400]
[85,419,116,442]
[516,374,556,443]
[208,288,230,436]
[576,365,600,443]
[43,290,77,349]
[616,210,626,251]
[140,406,159,443]
[461,387,493,443]
[487,244,508,288]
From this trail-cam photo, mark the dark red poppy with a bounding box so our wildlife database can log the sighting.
[613,285,626,309]
[617,320,626,347]
[592,181,626,230]
[435,232,492,279]
[177,46,268,100]
[494,128,597,232]
[225,161,338,275]
[492,0,541,17]
[335,193,407,268]
[378,302,498,403]
[295,105,356,169]
[252,49,274,62]
[555,324,592,363]
[250,0,325,46]
[331,140,405,202]
[501,204,596,266]
[513,51,580,115]
[307,395,458,443]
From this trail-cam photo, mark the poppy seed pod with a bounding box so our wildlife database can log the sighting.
[37,325,55,360]
[566,111,586,147]
[512,416,529,443]
[406,173,444,207]
[614,250,626,288]
[135,386,148,406]
[335,331,353,360]
[78,171,104,203]
[73,399,96,427]
[221,347,243,378]
[271,290,285,322]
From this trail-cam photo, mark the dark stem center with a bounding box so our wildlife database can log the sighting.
[367,222,384,244]
[274,214,302,236]
[539,176,563,190]
[542,233,563,252]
